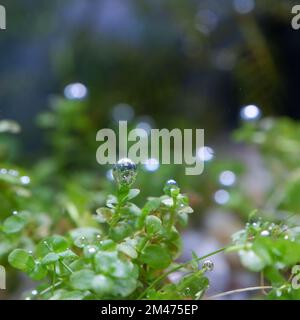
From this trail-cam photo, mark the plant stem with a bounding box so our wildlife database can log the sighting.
[39,281,63,297]
[168,197,177,231]
[207,286,272,300]
[111,189,126,226]
[137,246,226,300]
[60,260,73,274]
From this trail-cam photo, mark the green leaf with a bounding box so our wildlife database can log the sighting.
[8,249,35,272]
[41,252,60,265]
[143,198,161,213]
[239,250,266,272]
[49,290,87,300]
[118,241,137,259]
[177,273,209,299]
[0,240,14,258]
[98,239,116,251]
[58,249,77,260]
[126,189,140,201]
[94,251,119,275]
[2,215,26,234]
[177,212,188,227]
[106,195,117,208]
[161,197,174,207]
[254,238,300,267]
[264,266,285,286]
[92,275,113,296]
[140,245,171,269]
[112,260,134,278]
[70,270,96,290]
[252,239,273,266]
[36,235,70,257]
[69,228,101,243]
[178,206,193,214]
[109,222,133,242]
[148,284,182,299]
[145,215,162,235]
[112,277,138,298]
[29,262,48,280]
[123,203,141,217]
[191,251,199,270]
[94,251,134,278]
[95,208,112,223]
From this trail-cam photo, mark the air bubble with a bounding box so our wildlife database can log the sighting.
[203,259,214,272]
[219,170,236,186]
[260,230,270,237]
[75,236,88,248]
[20,176,31,185]
[240,105,261,121]
[163,179,180,196]
[64,83,88,100]
[112,158,137,188]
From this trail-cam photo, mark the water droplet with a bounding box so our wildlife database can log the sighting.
[31,290,38,296]
[111,103,134,122]
[112,158,137,188]
[284,235,289,240]
[88,246,97,254]
[233,0,255,15]
[240,105,261,121]
[195,9,219,35]
[203,259,214,272]
[20,176,30,185]
[260,230,270,237]
[214,189,230,205]
[163,179,180,196]
[143,158,159,172]
[64,82,88,100]
[12,211,18,215]
[276,289,282,297]
[219,170,236,186]
[8,169,19,176]
[197,146,214,162]
[96,235,101,240]
[136,121,152,135]
[74,236,88,248]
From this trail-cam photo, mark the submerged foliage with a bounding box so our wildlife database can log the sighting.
[8,160,216,300]
[3,117,300,300]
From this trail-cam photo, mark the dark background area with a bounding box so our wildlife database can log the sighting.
[0,0,299,154]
